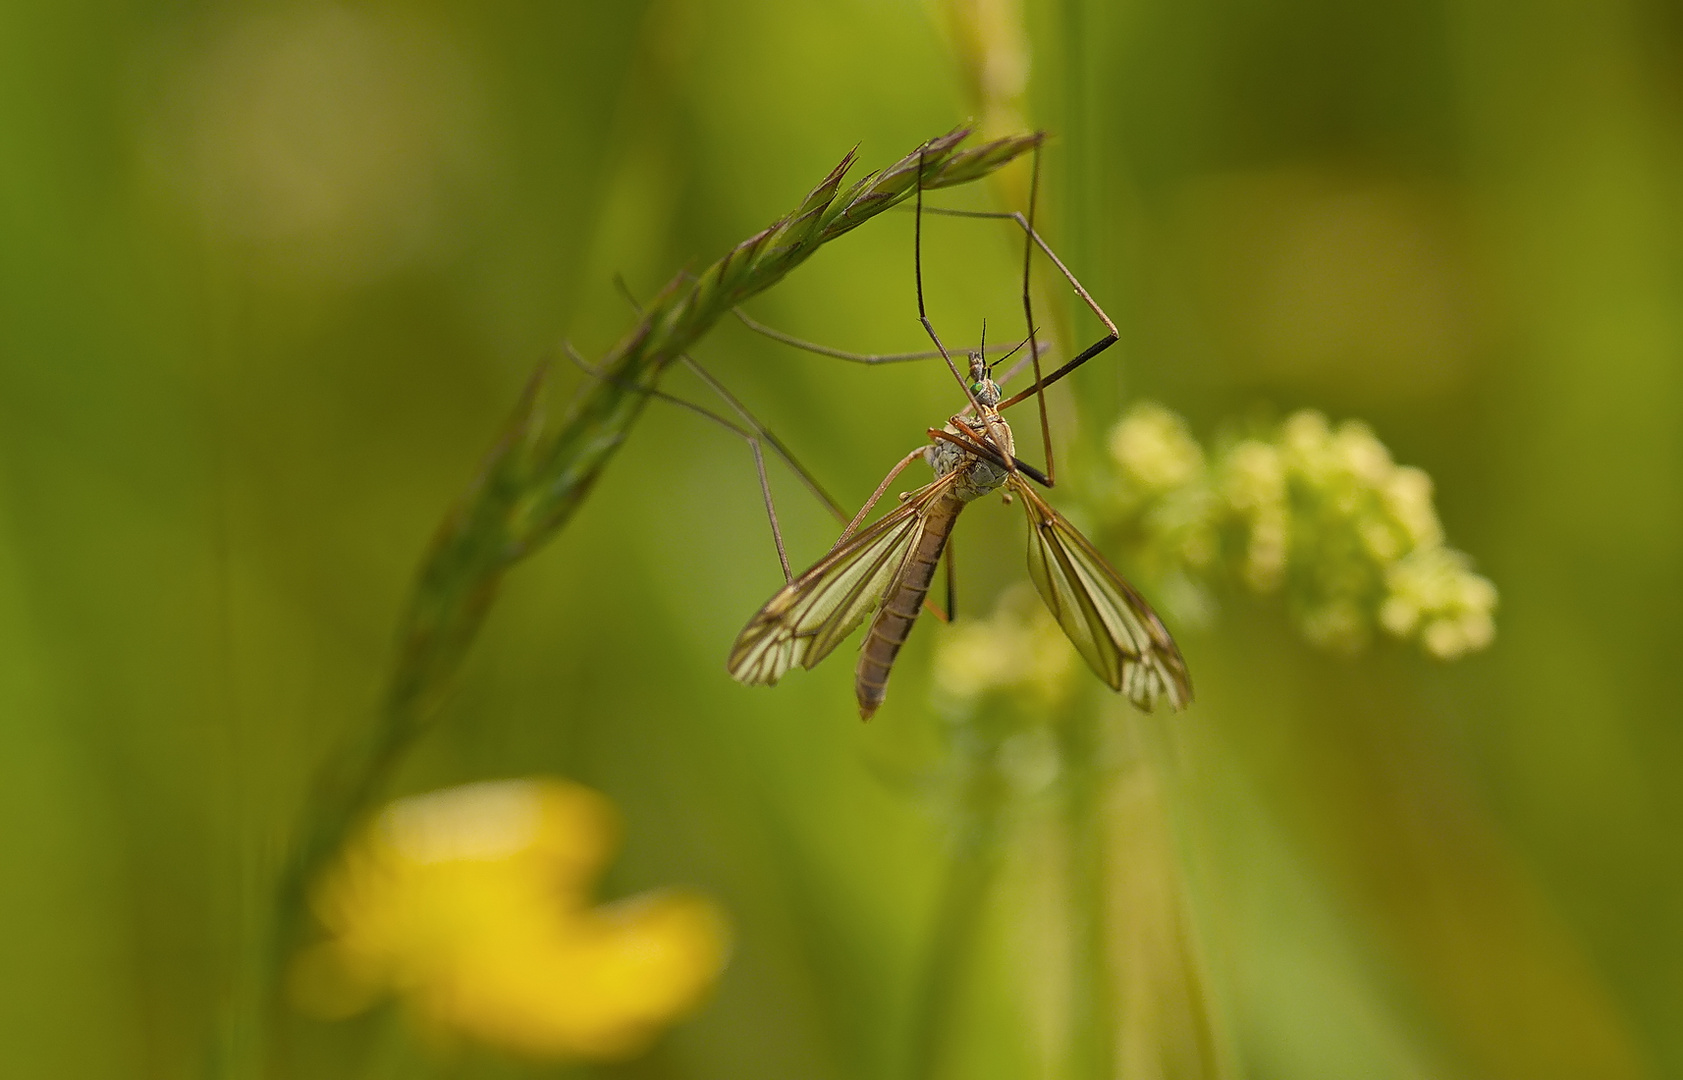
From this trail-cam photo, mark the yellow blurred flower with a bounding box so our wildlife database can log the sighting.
[290,778,729,1061]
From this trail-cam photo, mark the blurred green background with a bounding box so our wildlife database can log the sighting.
[2,0,1679,1077]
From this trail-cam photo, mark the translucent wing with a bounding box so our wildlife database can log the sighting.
[1013,478,1193,711]
[729,472,960,685]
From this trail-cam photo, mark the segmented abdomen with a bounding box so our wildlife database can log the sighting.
[855,496,964,719]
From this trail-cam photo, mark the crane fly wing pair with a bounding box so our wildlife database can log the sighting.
[728,472,961,685]
[729,465,1191,714]
[1010,478,1192,712]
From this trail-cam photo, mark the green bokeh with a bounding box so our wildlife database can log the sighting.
[1,1,1678,1078]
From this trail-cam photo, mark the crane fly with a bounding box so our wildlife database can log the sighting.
[727,138,1191,719]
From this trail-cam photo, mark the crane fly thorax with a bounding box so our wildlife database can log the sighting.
[926,412,1014,503]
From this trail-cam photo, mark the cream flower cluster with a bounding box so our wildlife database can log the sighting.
[1107,404,1496,658]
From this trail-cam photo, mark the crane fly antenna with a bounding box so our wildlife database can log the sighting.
[912,200,1119,410]
[989,328,1036,376]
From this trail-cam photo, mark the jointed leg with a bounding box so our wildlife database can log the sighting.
[675,353,847,524]
[915,148,987,414]
[564,342,808,583]
[608,282,850,526]
[1019,145,1052,484]
[746,438,791,582]
[942,417,1052,487]
[927,426,1008,473]
[918,145,1121,488]
[834,446,930,549]
[734,306,1049,394]
[916,203,1119,408]
[732,309,980,366]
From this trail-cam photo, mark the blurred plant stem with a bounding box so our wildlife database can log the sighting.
[1059,707,1118,1080]
[905,703,1127,1080]
[904,714,1013,1080]
[255,128,1042,1077]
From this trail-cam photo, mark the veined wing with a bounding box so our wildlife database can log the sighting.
[1012,477,1192,711]
[729,472,961,686]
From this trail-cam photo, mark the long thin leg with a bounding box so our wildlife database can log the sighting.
[564,342,801,581]
[739,300,1048,431]
[999,330,1117,411]
[914,152,1025,479]
[915,148,986,413]
[835,446,930,548]
[734,308,1049,397]
[674,354,1007,595]
[676,354,847,524]
[916,204,1119,412]
[941,418,1052,487]
[609,283,850,525]
[746,438,792,581]
[925,426,1048,488]
[1019,144,1054,484]
[732,309,984,366]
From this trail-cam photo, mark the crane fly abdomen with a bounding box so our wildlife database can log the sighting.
[855,416,1011,717]
[856,495,965,719]
[724,406,1014,719]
